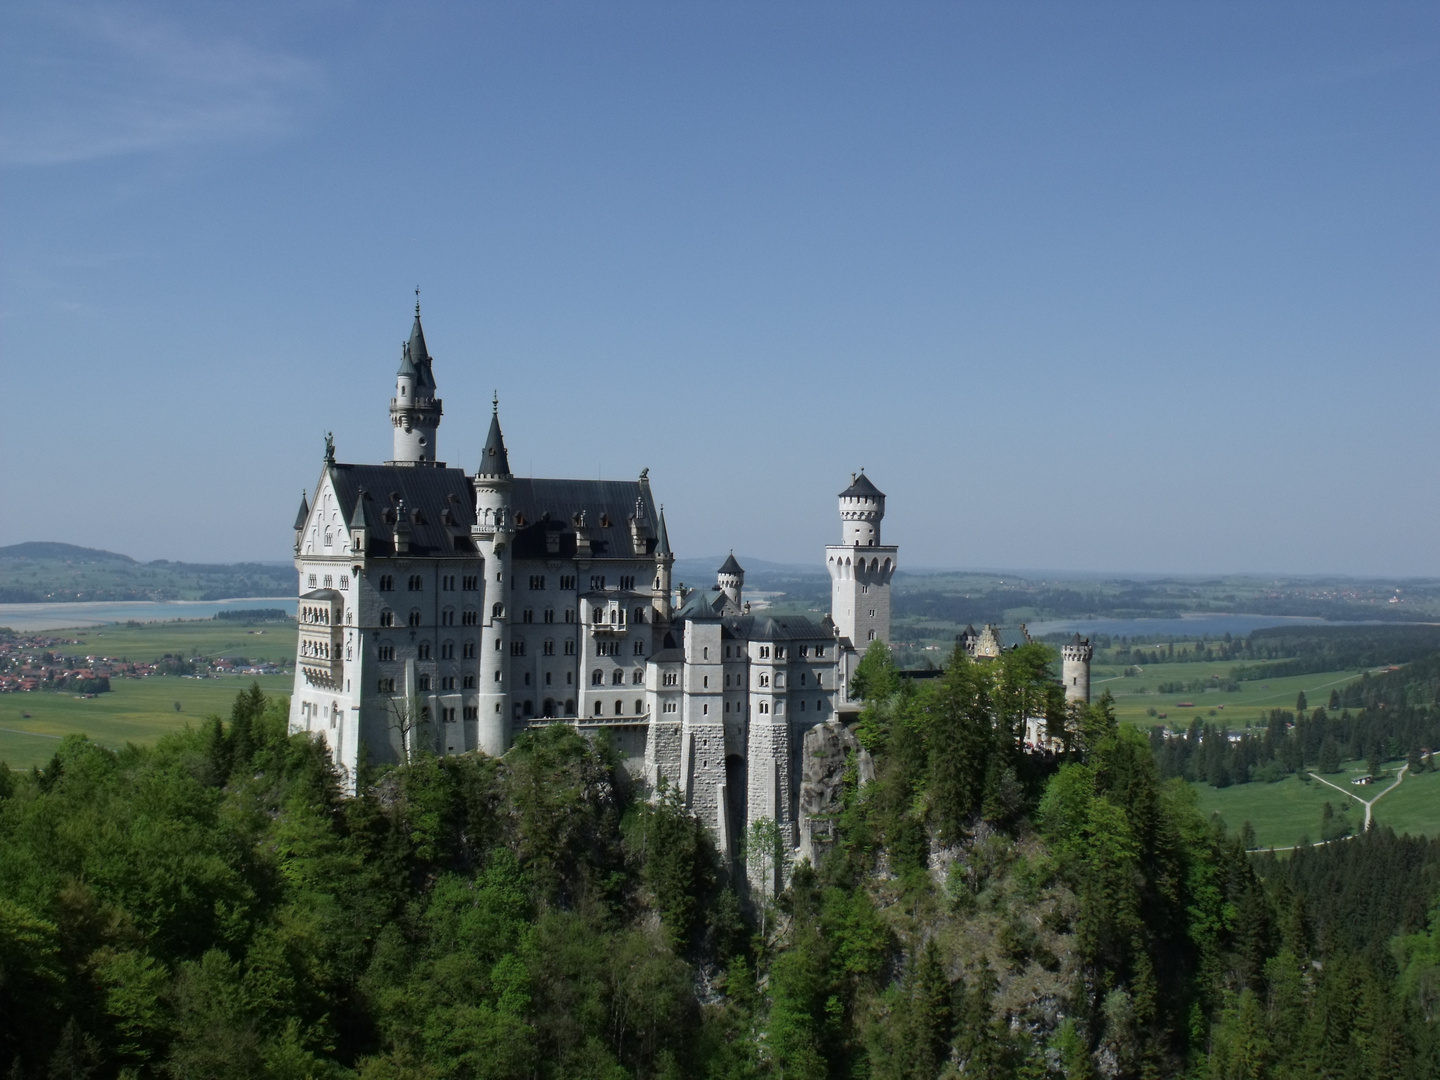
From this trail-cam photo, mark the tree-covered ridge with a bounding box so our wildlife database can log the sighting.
[2,650,1439,1078]
[0,545,294,603]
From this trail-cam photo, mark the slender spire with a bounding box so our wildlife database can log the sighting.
[655,506,672,557]
[349,488,368,529]
[293,490,310,530]
[478,399,511,477]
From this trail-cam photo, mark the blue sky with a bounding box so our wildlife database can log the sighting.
[1,1,1436,575]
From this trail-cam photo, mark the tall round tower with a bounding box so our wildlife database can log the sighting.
[839,471,885,546]
[389,298,443,465]
[472,398,513,756]
[1061,634,1093,705]
[717,552,744,608]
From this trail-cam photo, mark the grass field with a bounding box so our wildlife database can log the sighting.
[0,673,292,769]
[43,619,298,664]
[1194,756,1440,850]
[1370,765,1440,839]
[1096,660,1367,729]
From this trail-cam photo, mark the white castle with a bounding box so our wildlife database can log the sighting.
[289,305,1089,881]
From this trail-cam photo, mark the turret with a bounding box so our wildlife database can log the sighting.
[717,552,744,608]
[653,506,674,621]
[838,470,885,546]
[1061,634,1093,704]
[472,396,513,757]
[388,296,444,466]
[292,490,310,555]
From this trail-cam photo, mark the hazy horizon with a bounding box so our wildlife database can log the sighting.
[2,2,1436,575]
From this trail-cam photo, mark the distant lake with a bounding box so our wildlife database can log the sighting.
[0,598,297,632]
[1026,614,1420,640]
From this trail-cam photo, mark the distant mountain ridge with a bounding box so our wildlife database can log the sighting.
[0,541,295,603]
[0,541,137,563]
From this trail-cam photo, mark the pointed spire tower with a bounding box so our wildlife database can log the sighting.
[472,393,514,758]
[653,505,674,621]
[388,291,444,466]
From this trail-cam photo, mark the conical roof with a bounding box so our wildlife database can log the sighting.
[349,488,369,529]
[840,471,884,499]
[293,491,310,530]
[478,404,511,476]
[718,551,744,576]
[655,508,672,557]
[396,340,419,378]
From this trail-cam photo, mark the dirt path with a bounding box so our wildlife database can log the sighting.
[1310,763,1408,830]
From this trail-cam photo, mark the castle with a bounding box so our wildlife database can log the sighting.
[288,305,1090,883]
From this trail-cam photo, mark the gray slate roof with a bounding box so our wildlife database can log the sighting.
[327,464,477,558]
[718,552,744,576]
[293,491,310,530]
[478,411,511,476]
[721,613,831,642]
[510,478,658,560]
[840,471,884,499]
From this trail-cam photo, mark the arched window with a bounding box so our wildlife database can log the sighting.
[634,699,643,714]
[612,670,624,685]
[594,701,603,716]
[492,603,504,618]
[614,700,623,715]
[565,699,575,715]
[592,669,603,686]
[868,629,876,641]
[632,669,644,684]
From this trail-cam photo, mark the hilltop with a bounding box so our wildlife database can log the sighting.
[0,541,293,603]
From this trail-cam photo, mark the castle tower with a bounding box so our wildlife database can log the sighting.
[1061,634,1093,704]
[717,552,744,608]
[472,398,513,756]
[388,298,443,465]
[825,471,898,654]
[653,507,674,622]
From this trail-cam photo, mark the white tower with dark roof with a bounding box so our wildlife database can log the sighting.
[389,296,443,465]
[825,471,898,705]
[472,397,513,757]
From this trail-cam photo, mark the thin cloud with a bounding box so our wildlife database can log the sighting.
[0,3,323,166]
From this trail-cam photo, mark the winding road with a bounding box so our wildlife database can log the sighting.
[1309,763,1408,831]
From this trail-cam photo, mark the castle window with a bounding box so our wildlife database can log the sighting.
[495,671,502,682]
[561,575,576,590]
[544,609,555,623]
[817,699,824,713]
[590,575,606,591]
[663,702,677,713]
[592,669,603,686]
[441,676,455,690]
[464,675,476,688]
[543,640,555,656]
[759,702,769,714]
[566,672,573,684]
[703,675,709,688]
[861,584,869,594]
[443,707,455,723]
[663,671,678,687]
[379,575,394,591]
[564,640,576,656]
[510,641,526,657]
[523,609,534,623]
[442,575,454,591]
[868,609,876,618]
[408,575,423,591]
[634,641,645,656]
[463,575,478,590]
[703,647,708,660]
[633,608,646,624]
[492,603,504,618]
[323,574,333,588]
[759,646,770,659]
[868,630,876,641]
[308,574,317,587]
[632,669,643,684]
[619,575,635,590]
[441,642,455,659]
[798,645,807,658]
[378,644,394,661]
[524,673,531,685]
[594,701,603,716]
[814,645,825,658]
[529,575,545,590]
[612,670,624,685]
[463,610,478,626]
[635,699,643,713]
[799,700,806,711]
[418,642,431,659]
[759,674,769,687]
[464,706,478,721]
[380,610,394,627]
[545,672,552,685]
[340,575,349,590]
[417,675,431,691]
[702,704,708,715]
[441,609,455,626]
[377,677,395,692]
[408,610,422,627]
[565,609,575,623]
[463,641,476,658]
[777,647,786,659]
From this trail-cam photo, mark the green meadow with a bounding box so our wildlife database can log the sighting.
[44,618,297,663]
[2,618,296,769]
[1370,764,1440,839]
[1094,658,1367,730]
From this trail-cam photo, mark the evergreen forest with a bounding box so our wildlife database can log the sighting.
[3,643,1440,1079]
